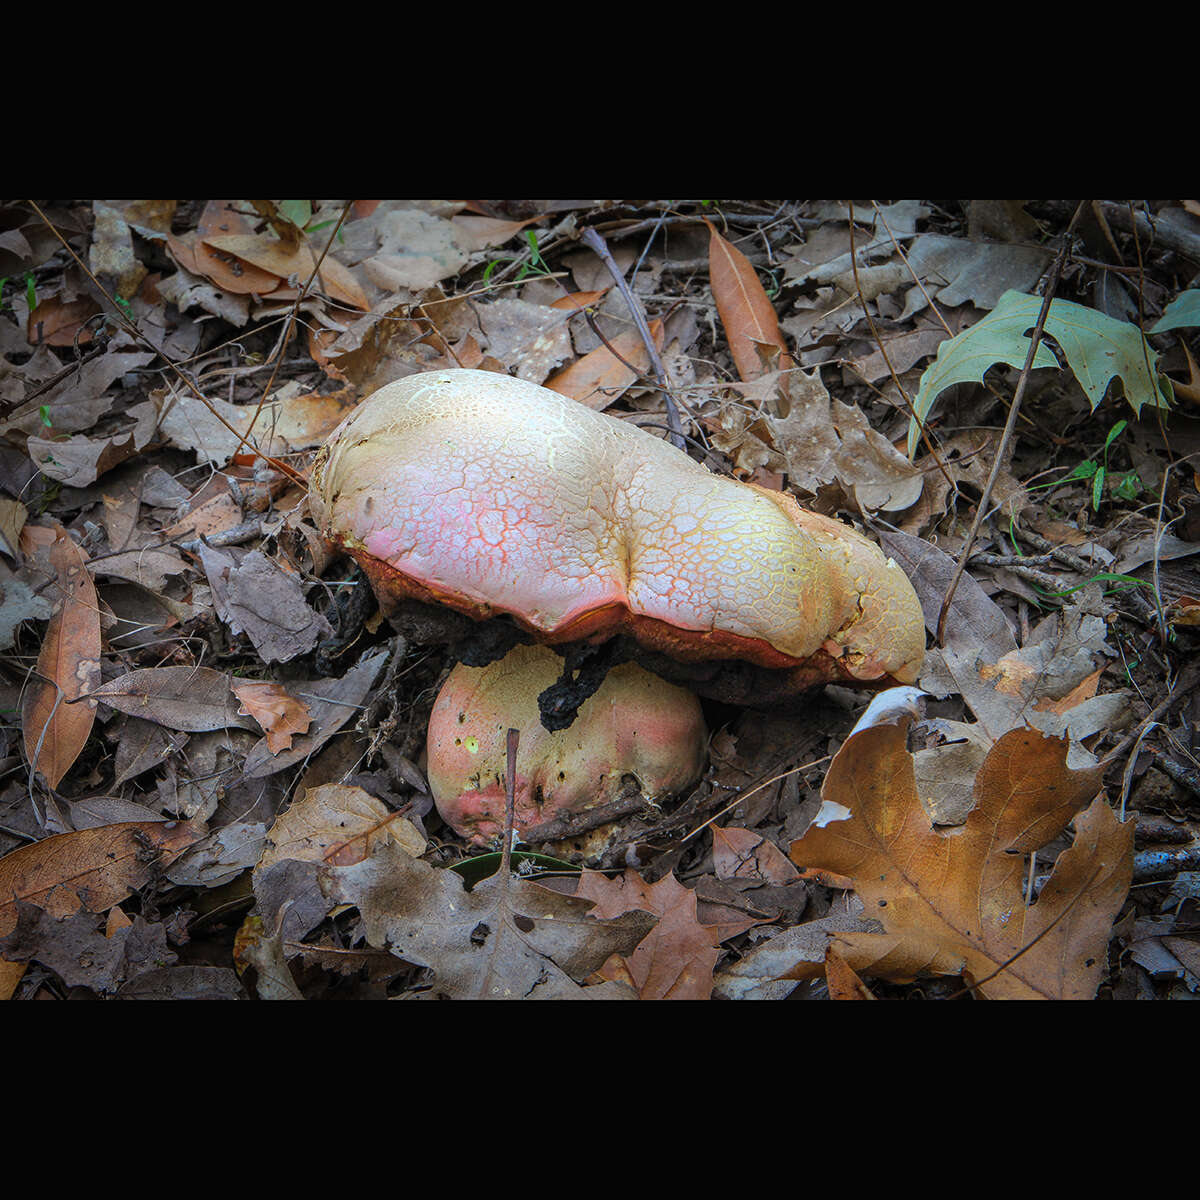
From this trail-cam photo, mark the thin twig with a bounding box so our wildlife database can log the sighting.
[502,728,519,877]
[934,201,1088,647]
[1102,657,1200,770]
[580,226,685,451]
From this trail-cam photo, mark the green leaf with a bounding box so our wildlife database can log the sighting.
[1092,465,1105,511]
[25,271,36,312]
[907,291,1059,455]
[1066,458,1098,481]
[277,199,312,228]
[1149,289,1200,333]
[526,230,543,267]
[39,405,52,427]
[1103,419,1127,451]
[908,290,1171,455]
[1114,471,1141,501]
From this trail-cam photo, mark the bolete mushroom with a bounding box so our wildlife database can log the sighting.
[309,369,925,718]
[427,643,706,848]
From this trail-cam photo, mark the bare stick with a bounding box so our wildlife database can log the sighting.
[580,226,685,450]
[501,728,519,877]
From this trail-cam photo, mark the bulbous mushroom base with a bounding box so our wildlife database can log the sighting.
[427,644,708,851]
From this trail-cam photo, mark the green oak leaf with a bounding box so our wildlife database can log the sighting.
[1149,289,1200,333]
[909,290,1171,456]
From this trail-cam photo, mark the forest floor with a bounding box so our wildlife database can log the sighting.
[1,198,1198,1000]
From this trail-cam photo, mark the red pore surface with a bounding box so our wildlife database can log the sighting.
[427,644,707,844]
[310,369,925,684]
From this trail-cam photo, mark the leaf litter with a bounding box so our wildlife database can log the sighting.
[1,198,1198,1000]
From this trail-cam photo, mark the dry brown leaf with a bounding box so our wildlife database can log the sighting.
[26,295,101,346]
[449,214,539,251]
[164,492,243,541]
[319,840,651,999]
[257,782,424,870]
[1168,595,1200,626]
[202,232,368,312]
[0,959,26,999]
[21,530,101,789]
[706,219,793,383]
[242,648,389,778]
[0,820,206,937]
[711,825,799,885]
[232,681,312,754]
[0,498,28,558]
[543,319,664,410]
[575,870,721,1000]
[89,665,260,732]
[232,912,304,1000]
[166,201,280,296]
[789,717,1132,999]
[1033,666,1105,714]
[824,946,875,999]
[549,288,609,312]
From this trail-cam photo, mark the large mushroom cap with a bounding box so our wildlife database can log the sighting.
[311,368,925,688]
[427,643,707,846]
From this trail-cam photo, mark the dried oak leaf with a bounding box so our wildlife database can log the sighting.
[824,945,875,1000]
[250,782,426,944]
[232,681,311,753]
[707,369,920,510]
[574,870,723,1000]
[319,840,653,999]
[788,717,1133,999]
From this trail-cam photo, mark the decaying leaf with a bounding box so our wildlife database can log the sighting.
[319,840,653,999]
[232,681,312,753]
[0,820,206,936]
[574,870,724,1000]
[707,220,793,382]
[199,545,332,664]
[711,826,800,885]
[0,905,174,994]
[543,320,665,410]
[21,530,101,789]
[233,912,304,1000]
[707,368,921,509]
[788,715,1133,999]
[88,666,260,733]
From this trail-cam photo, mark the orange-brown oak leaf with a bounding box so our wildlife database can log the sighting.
[788,718,1132,999]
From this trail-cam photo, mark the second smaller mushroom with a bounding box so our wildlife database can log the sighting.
[427,643,707,852]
